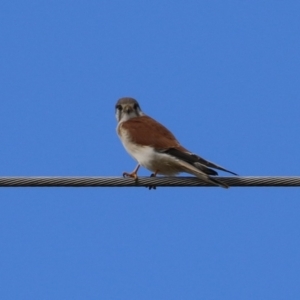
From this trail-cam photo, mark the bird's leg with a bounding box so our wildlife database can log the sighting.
[123,164,140,180]
[150,170,159,177]
[148,170,159,190]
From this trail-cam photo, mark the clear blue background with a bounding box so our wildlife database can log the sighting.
[1,1,300,299]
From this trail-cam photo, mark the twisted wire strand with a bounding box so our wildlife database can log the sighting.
[0,176,299,187]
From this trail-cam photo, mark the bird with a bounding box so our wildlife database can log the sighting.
[115,97,237,188]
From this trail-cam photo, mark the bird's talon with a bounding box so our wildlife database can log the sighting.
[147,172,157,190]
[122,172,138,180]
[148,185,156,190]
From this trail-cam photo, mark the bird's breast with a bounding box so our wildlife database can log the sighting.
[117,124,152,163]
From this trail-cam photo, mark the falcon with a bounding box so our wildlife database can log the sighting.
[115,97,237,188]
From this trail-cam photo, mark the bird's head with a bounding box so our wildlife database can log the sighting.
[115,97,144,123]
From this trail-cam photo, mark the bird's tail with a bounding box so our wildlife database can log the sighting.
[205,176,229,189]
[177,160,229,188]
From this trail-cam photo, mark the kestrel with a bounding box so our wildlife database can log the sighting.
[115,97,237,188]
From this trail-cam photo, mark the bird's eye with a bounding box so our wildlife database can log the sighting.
[133,103,139,110]
[116,105,122,110]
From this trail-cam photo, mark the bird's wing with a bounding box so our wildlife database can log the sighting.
[162,148,218,175]
[190,152,238,175]
[163,148,238,176]
[118,115,181,149]
[119,115,237,176]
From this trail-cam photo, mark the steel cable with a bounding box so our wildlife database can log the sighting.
[0,176,299,187]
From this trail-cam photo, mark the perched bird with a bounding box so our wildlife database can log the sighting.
[115,97,237,188]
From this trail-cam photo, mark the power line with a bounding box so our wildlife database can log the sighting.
[0,176,299,187]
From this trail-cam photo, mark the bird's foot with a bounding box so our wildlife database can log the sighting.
[122,171,138,180]
[147,172,157,190]
[122,164,140,181]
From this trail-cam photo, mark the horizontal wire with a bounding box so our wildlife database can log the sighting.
[0,176,299,187]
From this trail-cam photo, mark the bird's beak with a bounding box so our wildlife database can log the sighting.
[123,105,133,113]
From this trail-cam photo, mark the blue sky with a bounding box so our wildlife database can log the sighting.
[1,1,300,299]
